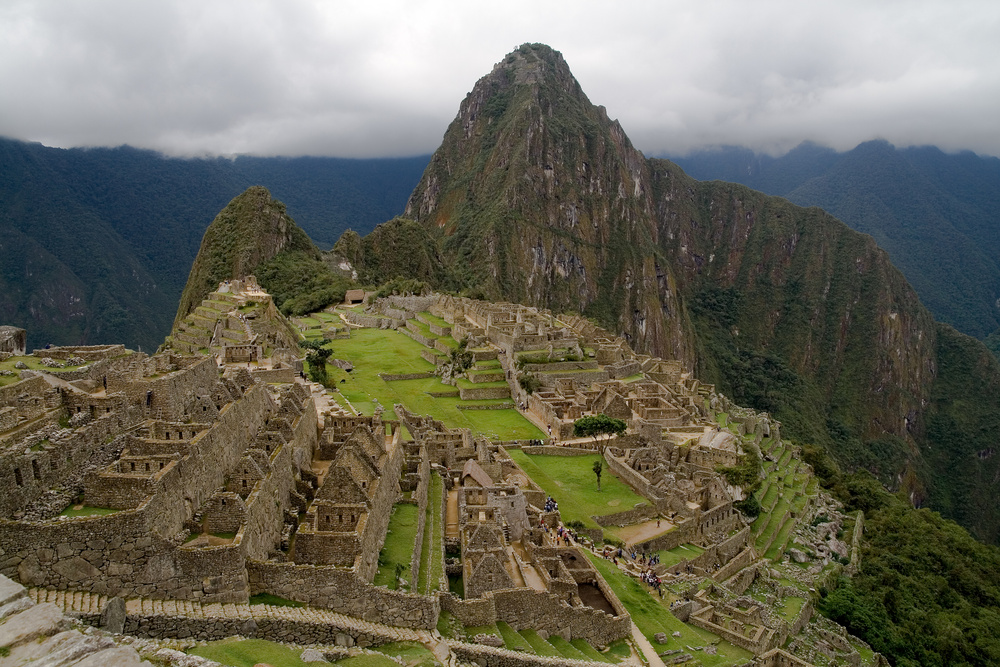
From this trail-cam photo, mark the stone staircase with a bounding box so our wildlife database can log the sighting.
[28,588,426,645]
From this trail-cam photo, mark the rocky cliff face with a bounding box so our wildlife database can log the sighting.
[351,43,1000,542]
[404,45,694,363]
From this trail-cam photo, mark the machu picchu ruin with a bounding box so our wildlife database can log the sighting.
[0,279,886,667]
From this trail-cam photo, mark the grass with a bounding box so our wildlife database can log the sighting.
[497,621,531,651]
[371,641,437,667]
[548,636,589,660]
[520,629,561,656]
[778,596,807,622]
[417,474,444,594]
[0,355,89,387]
[59,505,118,517]
[248,593,304,607]
[655,543,705,568]
[586,553,752,667]
[418,311,450,328]
[187,638,310,667]
[569,638,619,663]
[315,328,541,439]
[506,451,649,529]
[373,503,420,588]
[335,655,404,667]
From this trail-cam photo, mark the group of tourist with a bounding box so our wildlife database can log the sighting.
[543,495,559,512]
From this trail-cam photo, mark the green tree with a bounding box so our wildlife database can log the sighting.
[573,414,627,450]
[304,343,332,385]
[592,459,603,491]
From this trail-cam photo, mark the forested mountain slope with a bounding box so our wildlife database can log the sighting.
[670,141,1000,340]
[0,137,427,350]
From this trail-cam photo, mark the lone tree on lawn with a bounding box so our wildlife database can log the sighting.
[593,459,603,491]
[573,414,627,452]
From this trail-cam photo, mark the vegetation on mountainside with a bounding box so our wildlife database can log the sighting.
[0,137,426,351]
[987,328,1000,360]
[799,444,1000,667]
[333,218,453,288]
[176,187,359,324]
[672,141,1000,340]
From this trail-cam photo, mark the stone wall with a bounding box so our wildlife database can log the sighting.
[439,586,630,647]
[520,447,594,456]
[593,504,658,528]
[33,345,127,361]
[603,451,663,504]
[248,561,439,629]
[0,499,249,602]
[2,403,145,517]
[409,455,431,587]
[447,640,609,667]
[458,386,511,401]
[252,368,296,383]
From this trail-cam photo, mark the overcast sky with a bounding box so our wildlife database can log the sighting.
[1,0,998,159]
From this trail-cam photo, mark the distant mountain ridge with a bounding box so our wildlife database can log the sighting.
[669,141,1000,340]
[0,137,428,351]
[342,43,1000,544]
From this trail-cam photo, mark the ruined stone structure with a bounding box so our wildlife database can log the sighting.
[0,287,869,667]
[0,325,27,357]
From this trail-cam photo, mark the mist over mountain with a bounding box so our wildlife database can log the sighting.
[0,137,428,351]
[670,142,1000,341]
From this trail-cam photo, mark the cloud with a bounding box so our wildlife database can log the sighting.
[0,0,998,158]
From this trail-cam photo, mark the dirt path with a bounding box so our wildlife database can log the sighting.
[631,624,667,667]
[616,518,673,545]
[445,489,459,539]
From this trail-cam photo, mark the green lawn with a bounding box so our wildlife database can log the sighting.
[506,451,649,529]
[519,629,561,656]
[59,506,118,517]
[586,554,752,666]
[371,641,438,667]
[373,503,420,589]
[655,543,705,568]
[417,474,444,594]
[497,621,531,651]
[188,639,310,667]
[317,329,541,439]
[0,355,90,387]
[418,312,450,328]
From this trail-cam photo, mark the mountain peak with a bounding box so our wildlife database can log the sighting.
[173,186,318,325]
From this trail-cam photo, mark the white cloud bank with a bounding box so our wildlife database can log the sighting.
[1,0,997,158]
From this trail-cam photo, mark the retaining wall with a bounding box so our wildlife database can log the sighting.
[248,561,439,630]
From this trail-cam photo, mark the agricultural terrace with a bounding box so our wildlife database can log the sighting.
[586,554,752,667]
[306,328,543,439]
[506,451,650,531]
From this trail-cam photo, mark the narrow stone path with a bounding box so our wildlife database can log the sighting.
[445,488,459,539]
[630,625,666,667]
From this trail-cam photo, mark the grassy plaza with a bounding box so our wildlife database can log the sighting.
[505,450,649,530]
[315,328,543,439]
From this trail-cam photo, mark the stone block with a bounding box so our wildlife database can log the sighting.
[0,602,67,647]
[0,573,25,606]
[100,596,126,634]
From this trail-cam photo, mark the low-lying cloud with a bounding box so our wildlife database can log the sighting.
[1,0,997,158]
